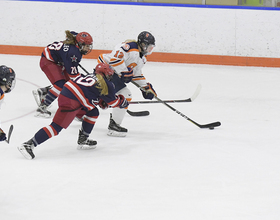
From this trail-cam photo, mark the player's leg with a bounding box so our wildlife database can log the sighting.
[18,122,63,159]
[108,87,132,137]
[77,108,99,150]
[18,95,80,159]
[32,85,52,107]
[35,57,67,118]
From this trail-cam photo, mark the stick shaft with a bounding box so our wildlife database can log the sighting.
[129,84,201,104]
[131,81,220,129]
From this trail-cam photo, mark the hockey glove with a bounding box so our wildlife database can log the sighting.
[0,128,6,141]
[121,67,133,83]
[98,99,108,110]
[117,94,129,109]
[141,83,157,100]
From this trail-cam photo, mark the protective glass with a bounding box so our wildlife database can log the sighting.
[146,44,155,55]
[6,78,16,93]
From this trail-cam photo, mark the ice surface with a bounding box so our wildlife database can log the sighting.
[0,54,280,220]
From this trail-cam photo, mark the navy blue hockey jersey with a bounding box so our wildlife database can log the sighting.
[61,75,121,111]
[42,41,82,79]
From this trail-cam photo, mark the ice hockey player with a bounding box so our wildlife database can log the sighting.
[18,63,129,160]
[98,31,157,137]
[33,30,93,118]
[0,65,16,142]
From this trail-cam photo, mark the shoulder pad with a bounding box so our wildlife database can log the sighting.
[121,42,139,52]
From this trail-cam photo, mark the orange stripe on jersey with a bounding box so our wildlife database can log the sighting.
[128,48,139,53]
[98,54,107,64]
[109,58,118,62]
[124,97,132,109]
[0,93,4,101]
[132,77,146,81]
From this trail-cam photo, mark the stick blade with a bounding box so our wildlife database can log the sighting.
[127,110,150,117]
[5,124,14,144]
[200,121,221,129]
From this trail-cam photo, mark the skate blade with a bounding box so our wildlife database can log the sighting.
[107,130,127,137]
[77,145,97,150]
[34,112,52,118]
[32,90,42,107]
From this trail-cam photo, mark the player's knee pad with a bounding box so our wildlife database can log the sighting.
[82,108,99,125]
[87,107,99,117]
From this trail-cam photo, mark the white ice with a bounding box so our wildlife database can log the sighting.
[0,54,280,220]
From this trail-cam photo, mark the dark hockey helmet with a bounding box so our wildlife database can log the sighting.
[76,32,93,55]
[94,63,114,81]
[0,65,16,93]
[137,31,155,56]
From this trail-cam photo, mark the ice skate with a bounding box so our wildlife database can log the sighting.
[18,139,35,160]
[77,130,97,150]
[35,103,51,118]
[32,86,51,107]
[107,113,127,137]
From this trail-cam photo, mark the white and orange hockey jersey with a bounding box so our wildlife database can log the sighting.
[98,41,148,87]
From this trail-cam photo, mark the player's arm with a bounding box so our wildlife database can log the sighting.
[63,47,82,79]
[100,82,129,109]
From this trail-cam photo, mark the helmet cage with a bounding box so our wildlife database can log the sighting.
[78,43,93,55]
[140,43,155,56]
[5,78,16,93]
[0,65,16,93]
[137,31,155,56]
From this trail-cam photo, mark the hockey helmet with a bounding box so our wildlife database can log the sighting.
[76,32,93,55]
[137,31,155,56]
[95,63,114,81]
[0,65,16,93]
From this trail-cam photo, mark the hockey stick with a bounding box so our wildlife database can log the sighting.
[129,84,201,104]
[131,81,221,129]
[126,85,201,116]
[5,125,14,144]
[78,64,92,75]
[127,109,149,116]
[78,64,150,117]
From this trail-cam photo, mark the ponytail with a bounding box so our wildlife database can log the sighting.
[63,30,76,45]
[95,74,108,95]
